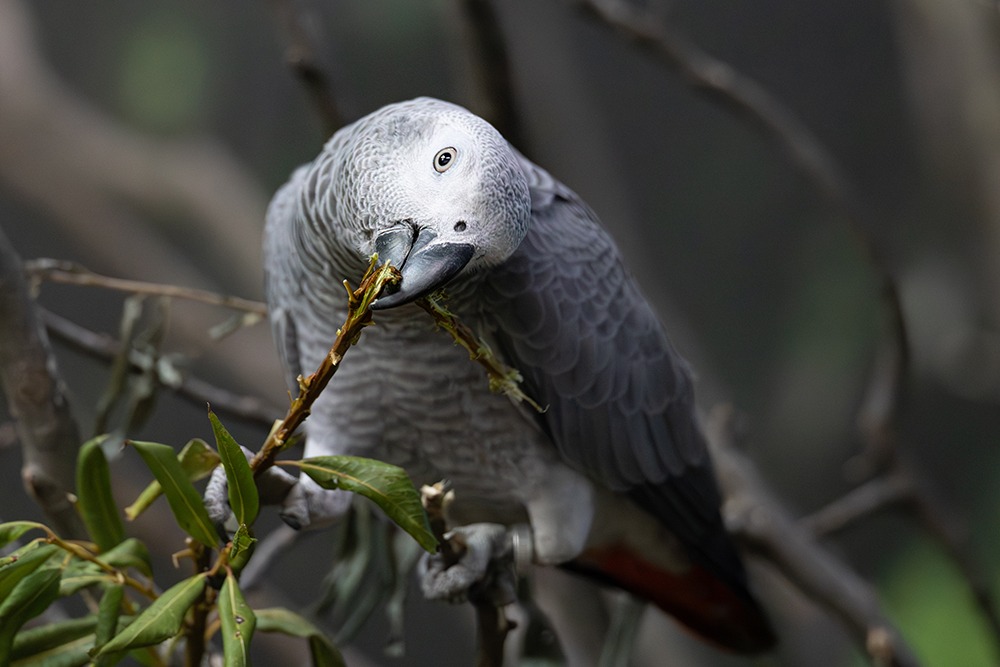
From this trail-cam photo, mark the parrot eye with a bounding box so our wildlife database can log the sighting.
[434,147,457,173]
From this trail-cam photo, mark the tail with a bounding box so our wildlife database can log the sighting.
[565,544,776,654]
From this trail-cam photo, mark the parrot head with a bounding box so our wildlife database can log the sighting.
[329,98,531,309]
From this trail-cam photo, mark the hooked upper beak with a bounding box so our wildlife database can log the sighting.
[371,223,475,309]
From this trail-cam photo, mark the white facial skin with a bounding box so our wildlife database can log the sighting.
[334,99,531,276]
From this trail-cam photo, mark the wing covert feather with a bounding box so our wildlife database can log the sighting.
[482,159,746,585]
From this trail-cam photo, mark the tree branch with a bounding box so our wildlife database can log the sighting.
[0,225,85,538]
[707,407,921,667]
[40,308,276,428]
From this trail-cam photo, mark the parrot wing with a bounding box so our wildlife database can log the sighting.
[482,158,774,651]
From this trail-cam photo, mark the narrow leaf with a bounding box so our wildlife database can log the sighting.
[294,456,437,552]
[0,567,62,662]
[11,615,96,660]
[95,584,125,649]
[76,436,125,552]
[59,572,113,597]
[219,572,256,666]
[96,538,152,578]
[210,411,259,526]
[125,439,219,521]
[130,441,219,548]
[0,521,47,550]
[227,524,256,574]
[92,573,207,656]
[0,543,59,602]
[255,608,345,667]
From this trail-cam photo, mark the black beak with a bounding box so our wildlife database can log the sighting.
[372,224,475,309]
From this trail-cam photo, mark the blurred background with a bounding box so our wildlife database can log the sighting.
[1,0,999,665]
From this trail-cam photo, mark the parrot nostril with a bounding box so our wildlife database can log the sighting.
[454,220,467,233]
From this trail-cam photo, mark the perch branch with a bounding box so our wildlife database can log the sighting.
[0,226,85,538]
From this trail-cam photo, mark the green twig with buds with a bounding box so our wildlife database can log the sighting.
[249,256,400,475]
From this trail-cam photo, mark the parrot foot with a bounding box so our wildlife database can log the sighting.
[420,523,533,606]
[204,449,349,532]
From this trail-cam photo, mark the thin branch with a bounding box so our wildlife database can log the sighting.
[26,259,267,316]
[574,0,910,474]
[40,308,276,428]
[249,257,399,475]
[803,472,914,538]
[706,407,922,667]
[448,0,524,148]
[268,0,348,136]
[0,226,85,538]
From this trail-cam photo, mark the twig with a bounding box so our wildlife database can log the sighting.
[25,259,267,316]
[417,296,544,412]
[249,257,399,475]
[40,308,276,427]
[803,471,914,538]
[706,407,921,667]
[574,0,910,475]
[0,226,85,538]
[422,482,512,667]
[448,0,524,147]
[267,0,348,136]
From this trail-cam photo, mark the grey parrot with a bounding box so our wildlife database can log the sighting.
[247,97,774,652]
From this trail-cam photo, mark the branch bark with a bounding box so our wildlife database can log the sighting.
[0,225,84,538]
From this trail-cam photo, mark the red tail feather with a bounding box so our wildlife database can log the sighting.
[569,545,776,654]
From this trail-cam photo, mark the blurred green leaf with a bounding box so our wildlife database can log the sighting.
[93,583,125,665]
[0,521,46,550]
[97,538,153,578]
[210,411,258,526]
[11,615,96,667]
[92,573,207,656]
[0,543,59,601]
[256,607,345,667]
[294,456,436,553]
[219,572,255,667]
[0,567,62,662]
[76,436,125,552]
[130,440,219,549]
[880,542,993,667]
[125,438,219,521]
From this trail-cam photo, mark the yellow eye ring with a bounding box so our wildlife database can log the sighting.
[434,147,457,173]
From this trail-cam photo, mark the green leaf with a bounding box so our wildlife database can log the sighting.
[92,572,207,656]
[294,456,437,553]
[125,438,220,521]
[59,572,114,597]
[0,521,47,550]
[129,440,219,548]
[219,572,256,666]
[210,411,259,526]
[97,538,153,578]
[11,615,96,664]
[0,543,60,602]
[256,607,345,667]
[93,583,125,665]
[0,567,62,662]
[76,436,126,552]
[227,524,256,574]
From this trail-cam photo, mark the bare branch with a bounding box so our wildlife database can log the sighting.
[803,472,913,538]
[706,407,922,667]
[40,308,276,428]
[26,259,267,316]
[0,225,85,538]
[574,0,910,475]
[447,0,524,147]
[268,0,349,135]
